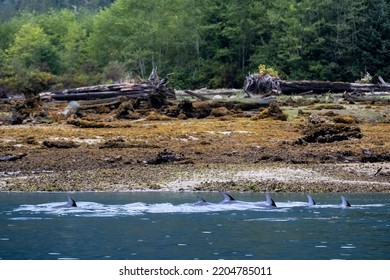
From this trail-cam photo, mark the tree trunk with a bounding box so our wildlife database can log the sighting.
[280,80,352,94]
[244,74,390,95]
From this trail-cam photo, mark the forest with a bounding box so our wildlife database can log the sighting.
[0,0,389,96]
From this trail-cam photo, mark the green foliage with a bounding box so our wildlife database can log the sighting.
[102,61,127,83]
[258,64,279,77]
[355,72,373,84]
[0,0,115,22]
[1,66,56,95]
[0,0,389,93]
[355,0,390,80]
[6,22,59,73]
[89,0,200,81]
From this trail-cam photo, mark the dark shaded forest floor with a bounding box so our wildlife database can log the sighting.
[1,95,390,192]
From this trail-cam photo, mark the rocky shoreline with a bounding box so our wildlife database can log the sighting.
[1,127,390,193]
[1,95,390,193]
[1,161,390,193]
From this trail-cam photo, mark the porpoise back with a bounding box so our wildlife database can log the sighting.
[265,193,277,207]
[53,195,77,208]
[341,196,351,208]
[219,192,236,204]
[307,194,316,206]
[193,195,209,206]
[255,193,277,208]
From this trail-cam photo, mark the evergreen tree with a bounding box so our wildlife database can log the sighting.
[356,0,390,80]
[0,0,389,91]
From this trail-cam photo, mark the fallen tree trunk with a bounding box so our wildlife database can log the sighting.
[244,74,390,95]
[177,88,243,99]
[280,80,390,94]
[42,69,175,101]
[52,83,147,94]
[184,90,211,101]
[45,83,170,101]
[49,90,151,101]
[280,80,352,94]
[342,92,389,103]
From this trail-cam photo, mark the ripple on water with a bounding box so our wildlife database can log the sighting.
[341,244,356,249]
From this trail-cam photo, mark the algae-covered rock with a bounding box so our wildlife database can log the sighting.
[210,106,229,117]
[251,102,288,121]
[301,123,362,143]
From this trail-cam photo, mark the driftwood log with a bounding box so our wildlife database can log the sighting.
[184,90,211,101]
[244,74,390,95]
[42,69,175,101]
[181,89,276,107]
[281,80,390,95]
[342,92,389,103]
[45,83,175,101]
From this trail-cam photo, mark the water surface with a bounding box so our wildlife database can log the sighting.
[0,192,389,260]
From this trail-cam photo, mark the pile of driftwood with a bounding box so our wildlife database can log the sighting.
[244,74,390,96]
[46,83,154,101]
[42,68,175,101]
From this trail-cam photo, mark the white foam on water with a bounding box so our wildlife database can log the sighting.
[243,217,298,222]
[12,199,385,218]
[301,202,385,209]
[14,200,278,216]
[8,217,51,221]
[303,217,332,220]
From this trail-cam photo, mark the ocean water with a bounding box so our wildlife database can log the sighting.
[0,192,389,260]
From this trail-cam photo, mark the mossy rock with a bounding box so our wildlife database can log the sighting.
[210,106,230,117]
[251,102,288,121]
[333,115,358,124]
[301,123,362,143]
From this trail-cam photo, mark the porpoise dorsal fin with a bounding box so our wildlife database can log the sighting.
[66,195,77,207]
[341,196,351,208]
[265,193,277,207]
[220,192,235,203]
[307,194,316,206]
[196,195,207,203]
[194,195,208,206]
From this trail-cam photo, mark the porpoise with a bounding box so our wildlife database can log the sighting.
[306,194,317,206]
[341,196,351,208]
[53,195,77,208]
[255,193,277,208]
